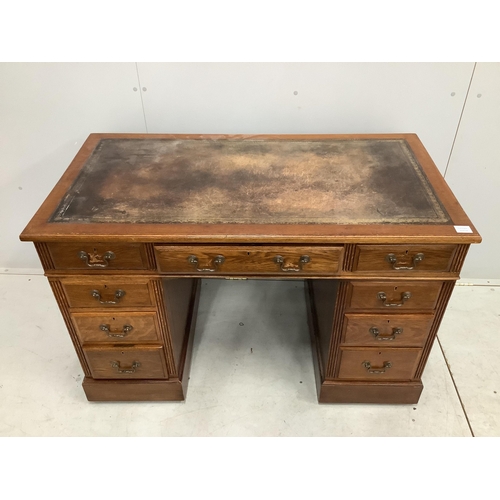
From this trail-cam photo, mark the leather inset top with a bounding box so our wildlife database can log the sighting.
[50,138,450,225]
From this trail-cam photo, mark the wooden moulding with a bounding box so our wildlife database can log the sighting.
[48,279,92,377]
[342,244,357,272]
[82,378,185,402]
[150,279,177,376]
[305,280,326,397]
[414,280,456,379]
[327,281,350,379]
[449,244,470,273]
[34,242,55,271]
[178,279,201,396]
[318,380,424,404]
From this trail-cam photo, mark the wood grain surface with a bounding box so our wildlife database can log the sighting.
[61,277,154,308]
[83,345,168,379]
[347,281,443,311]
[338,347,422,380]
[353,244,457,273]
[342,313,434,346]
[48,242,148,270]
[71,311,160,344]
[155,245,342,275]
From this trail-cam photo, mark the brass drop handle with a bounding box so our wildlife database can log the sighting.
[100,324,133,338]
[274,255,310,272]
[91,289,126,304]
[363,361,392,374]
[79,250,115,268]
[188,255,225,272]
[377,291,411,307]
[369,326,403,341]
[111,361,140,374]
[386,252,424,270]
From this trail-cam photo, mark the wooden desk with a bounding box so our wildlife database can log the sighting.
[20,134,481,404]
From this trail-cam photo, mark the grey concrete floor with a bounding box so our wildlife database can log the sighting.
[0,274,498,436]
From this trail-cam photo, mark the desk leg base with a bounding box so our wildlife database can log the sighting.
[319,380,424,404]
[82,378,186,402]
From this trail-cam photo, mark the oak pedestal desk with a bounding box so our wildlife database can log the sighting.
[20,133,481,404]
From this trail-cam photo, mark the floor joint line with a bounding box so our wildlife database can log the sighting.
[437,335,475,437]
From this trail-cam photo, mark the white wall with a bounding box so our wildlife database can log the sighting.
[445,63,500,280]
[0,63,146,271]
[1,62,496,280]
[137,62,472,172]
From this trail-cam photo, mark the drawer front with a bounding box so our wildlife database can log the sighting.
[48,242,149,270]
[343,313,434,347]
[338,348,421,380]
[84,345,168,379]
[72,312,160,344]
[347,281,443,311]
[155,245,343,275]
[353,244,456,273]
[62,279,153,308]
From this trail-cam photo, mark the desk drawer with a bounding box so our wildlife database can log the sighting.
[338,347,421,380]
[72,312,160,344]
[353,244,456,273]
[61,278,154,308]
[347,281,443,311]
[48,242,149,270]
[155,245,343,275]
[343,313,434,347]
[84,345,168,379]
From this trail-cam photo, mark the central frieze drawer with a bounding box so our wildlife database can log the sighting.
[72,312,160,344]
[347,281,443,311]
[154,245,343,275]
[83,345,168,379]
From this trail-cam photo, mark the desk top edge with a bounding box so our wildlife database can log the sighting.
[20,133,481,244]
